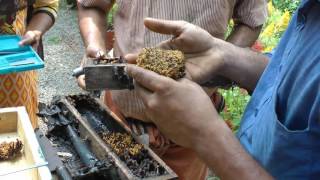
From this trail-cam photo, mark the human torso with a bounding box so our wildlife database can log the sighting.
[113,0,236,55]
[238,0,320,178]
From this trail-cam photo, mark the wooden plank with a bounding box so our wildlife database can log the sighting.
[0,111,17,133]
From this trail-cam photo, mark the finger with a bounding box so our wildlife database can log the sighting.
[134,81,153,105]
[19,34,35,46]
[126,64,171,92]
[32,42,39,50]
[178,78,193,84]
[124,53,138,64]
[155,39,178,50]
[144,18,187,36]
[130,123,140,135]
[77,75,86,89]
[86,45,106,58]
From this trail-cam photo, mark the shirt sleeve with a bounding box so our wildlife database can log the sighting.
[233,0,268,28]
[33,0,59,23]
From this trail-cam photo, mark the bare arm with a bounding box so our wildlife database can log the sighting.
[126,64,273,180]
[19,0,58,48]
[227,23,262,47]
[77,1,113,57]
[124,18,273,179]
[217,39,269,92]
[26,13,53,36]
[142,18,268,93]
[195,116,272,179]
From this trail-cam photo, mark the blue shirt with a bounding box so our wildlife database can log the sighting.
[237,0,320,179]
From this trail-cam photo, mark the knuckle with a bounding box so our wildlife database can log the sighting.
[178,20,188,27]
[146,99,157,110]
[156,80,172,93]
[154,82,166,92]
[132,70,144,82]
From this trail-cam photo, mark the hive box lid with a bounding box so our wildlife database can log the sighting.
[0,35,44,74]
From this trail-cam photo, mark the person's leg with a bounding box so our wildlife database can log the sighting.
[0,71,38,128]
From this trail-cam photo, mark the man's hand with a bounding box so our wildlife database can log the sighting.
[126,64,273,180]
[126,64,221,148]
[141,18,226,84]
[86,44,107,59]
[77,74,86,89]
[77,0,110,59]
[127,18,269,92]
[19,30,42,49]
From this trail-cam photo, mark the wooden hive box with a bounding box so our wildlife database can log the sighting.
[0,107,51,180]
[56,95,178,180]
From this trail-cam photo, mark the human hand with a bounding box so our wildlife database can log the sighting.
[141,18,227,84]
[77,74,86,89]
[86,44,107,59]
[19,30,42,49]
[126,64,221,148]
[78,44,107,89]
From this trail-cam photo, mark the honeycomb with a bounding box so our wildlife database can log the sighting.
[136,48,185,79]
[0,139,23,160]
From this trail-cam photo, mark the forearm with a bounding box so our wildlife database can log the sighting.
[195,119,272,180]
[226,24,262,48]
[215,39,268,92]
[26,13,54,36]
[77,3,110,52]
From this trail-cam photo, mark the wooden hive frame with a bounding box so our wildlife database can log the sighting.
[56,96,178,180]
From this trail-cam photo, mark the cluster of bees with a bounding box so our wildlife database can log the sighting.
[102,132,143,156]
[0,139,23,160]
[137,48,185,79]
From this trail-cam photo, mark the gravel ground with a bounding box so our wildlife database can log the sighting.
[38,0,84,104]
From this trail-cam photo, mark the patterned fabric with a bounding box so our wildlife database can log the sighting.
[33,0,59,22]
[0,71,38,128]
[0,0,58,128]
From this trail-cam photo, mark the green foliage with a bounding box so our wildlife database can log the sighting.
[224,20,234,39]
[272,0,301,14]
[107,4,118,29]
[219,87,250,132]
[259,9,284,51]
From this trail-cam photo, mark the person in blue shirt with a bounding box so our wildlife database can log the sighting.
[124,0,320,179]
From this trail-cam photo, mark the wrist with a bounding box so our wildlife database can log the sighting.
[216,40,241,78]
[193,118,229,154]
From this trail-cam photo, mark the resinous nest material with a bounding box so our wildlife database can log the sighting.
[137,48,185,79]
[0,139,23,160]
[102,132,143,156]
[101,132,166,178]
[68,95,168,178]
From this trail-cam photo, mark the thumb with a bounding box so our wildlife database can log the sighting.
[144,18,187,36]
[19,32,35,46]
[124,53,138,64]
[86,45,106,59]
